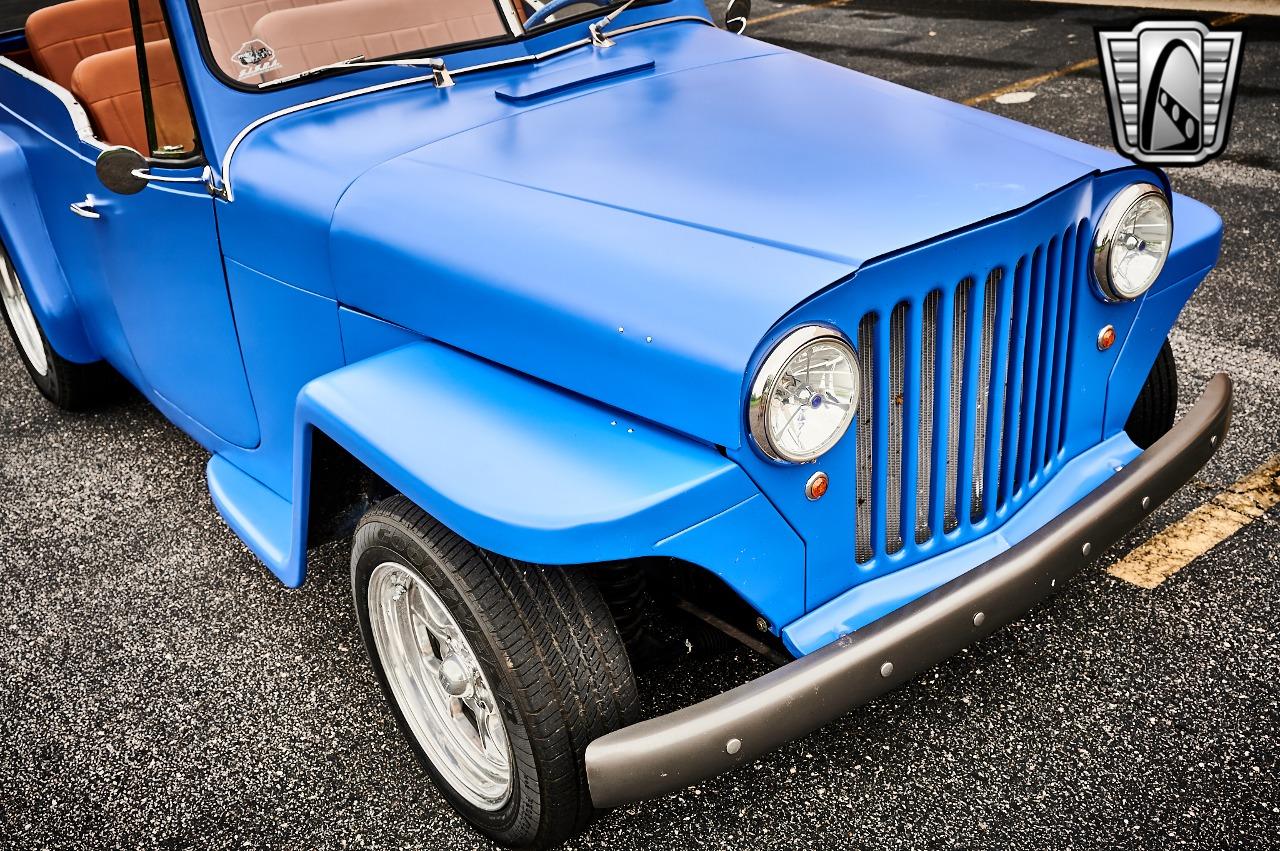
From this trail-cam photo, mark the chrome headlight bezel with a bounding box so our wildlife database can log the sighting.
[1092,183,1173,302]
[748,325,860,464]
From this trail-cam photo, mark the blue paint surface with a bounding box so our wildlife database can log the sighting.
[0,0,1221,651]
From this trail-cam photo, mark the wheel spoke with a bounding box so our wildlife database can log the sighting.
[0,258,15,300]
[368,562,512,811]
[467,697,490,750]
[408,587,454,648]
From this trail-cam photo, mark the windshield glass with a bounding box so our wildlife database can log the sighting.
[196,0,531,85]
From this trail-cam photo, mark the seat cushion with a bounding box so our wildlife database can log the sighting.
[25,0,165,91]
[251,0,505,81]
[70,39,195,154]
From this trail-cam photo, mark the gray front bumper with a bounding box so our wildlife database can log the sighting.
[586,374,1233,808]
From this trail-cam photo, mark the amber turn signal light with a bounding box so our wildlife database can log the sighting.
[806,471,829,501]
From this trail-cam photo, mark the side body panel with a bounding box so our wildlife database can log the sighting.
[86,184,262,447]
[0,58,260,449]
[0,62,105,366]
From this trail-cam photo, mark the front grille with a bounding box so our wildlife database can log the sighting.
[854,221,1086,563]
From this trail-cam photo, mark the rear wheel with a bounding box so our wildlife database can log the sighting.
[0,241,109,410]
[351,496,640,849]
[1125,338,1179,450]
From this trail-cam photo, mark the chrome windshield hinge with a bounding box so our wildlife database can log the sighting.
[588,0,636,49]
[431,58,455,88]
[206,170,230,201]
[589,21,614,48]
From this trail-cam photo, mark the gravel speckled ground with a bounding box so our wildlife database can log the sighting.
[2,2,1279,849]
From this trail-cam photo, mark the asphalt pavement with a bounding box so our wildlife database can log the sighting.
[2,2,1279,849]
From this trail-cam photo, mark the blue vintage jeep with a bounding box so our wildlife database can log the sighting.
[0,0,1230,845]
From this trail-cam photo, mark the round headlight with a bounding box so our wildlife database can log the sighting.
[749,326,860,463]
[1093,183,1172,301]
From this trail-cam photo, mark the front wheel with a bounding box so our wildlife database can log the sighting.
[351,496,640,849]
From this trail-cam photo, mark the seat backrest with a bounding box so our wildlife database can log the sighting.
[70,39,195,154]
[251,0,505,82]
[198,0,335,78]
[25,0,165,91]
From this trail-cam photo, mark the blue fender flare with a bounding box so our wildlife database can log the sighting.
[208,341,808,630]
[0,132,98,364]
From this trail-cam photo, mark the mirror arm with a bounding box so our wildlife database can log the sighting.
[129,167,211,185]
[127,165,227,199]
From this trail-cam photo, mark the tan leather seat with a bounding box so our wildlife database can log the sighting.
[25,0,165,91]
[251,0,505,81]
[71,40,195,154]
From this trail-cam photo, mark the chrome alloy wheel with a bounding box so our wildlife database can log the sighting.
[368,562,513,810]
[0,249,48,377]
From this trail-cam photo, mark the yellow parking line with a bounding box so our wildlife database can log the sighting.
[963,58,1099,106]
[1108,455,1280,589]
[749,0,853,27]
[962,12,1248,106]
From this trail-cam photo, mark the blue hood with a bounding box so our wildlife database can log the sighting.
[303,23,1127,447]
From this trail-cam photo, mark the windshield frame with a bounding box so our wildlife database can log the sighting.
[184,0,668,93]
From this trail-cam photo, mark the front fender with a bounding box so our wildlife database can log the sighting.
[290,341,806,628]
[0,132,97,363]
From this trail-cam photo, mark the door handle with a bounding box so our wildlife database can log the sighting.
[69,196,101,220]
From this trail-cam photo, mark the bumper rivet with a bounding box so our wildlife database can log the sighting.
[726,738,742,755]
[1082,542,1092,556]
[973,612,986,627]
[880,662,894,678]
[1142,496,1151,510]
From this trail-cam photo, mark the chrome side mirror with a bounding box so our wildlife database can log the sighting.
[724,0,750,34]
[96,146,219,197]
[95,146,149,195]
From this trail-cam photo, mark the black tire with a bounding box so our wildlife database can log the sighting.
[0,241,111,411]
[351,495,641,850]
[1125,338,1179,450]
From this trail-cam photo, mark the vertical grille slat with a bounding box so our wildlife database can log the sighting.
[886,304,907,554]
[982,266,1014,520]
[956,276,984,527]
[869,311,893,558]
[854,316,877,564]
[1042,230,1070,468]
[929,288,956,536]
[916,291,940,543]
[943,282,969,532]
[971,269,1001,520]
[999,254,1033,508]
[1030,236,1061,484]
[1049,224,1082,460]
[1016,244,1048,493]
[900,299,925,552]
[851,220,1084,566]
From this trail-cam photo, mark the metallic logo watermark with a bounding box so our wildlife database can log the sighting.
[1096,21,1244,166]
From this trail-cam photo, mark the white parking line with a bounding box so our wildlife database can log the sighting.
[1108,455,1280,588]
